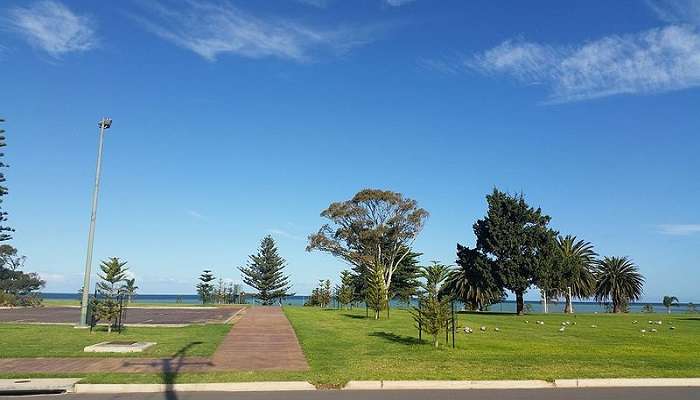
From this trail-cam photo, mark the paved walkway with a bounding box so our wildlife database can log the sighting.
[0,307,309,373]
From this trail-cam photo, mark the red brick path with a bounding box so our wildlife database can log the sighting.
[0,307,309,373]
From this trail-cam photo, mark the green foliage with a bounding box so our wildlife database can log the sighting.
[595,256,644,313]
[365,262,388,319]
[390,250,421,305]
[642,304,655,313]
[0,245,44,306]
[412,262,451,348]
[444,244,503,311]
[662,295,679,313]
[0,119,13,242]
[196,269,216,304]
[124,278,138,303]
[95,257,129,332]
[688,302,697,313]
[239,235,292,305]
[556,235,597,312]
[307,189,428,302]
[306,279,332,307]
[336,270,355,308]
[473,189,558,315]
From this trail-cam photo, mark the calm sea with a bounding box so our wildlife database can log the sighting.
[42,292,694,314]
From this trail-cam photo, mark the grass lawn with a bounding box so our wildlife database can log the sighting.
[286,307,700,386]
[1,307,698,386]
[0,323,231,358]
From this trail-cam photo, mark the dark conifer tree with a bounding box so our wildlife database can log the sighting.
[239,235,292,305]
[196,269,216,304]
[0,119,14,241]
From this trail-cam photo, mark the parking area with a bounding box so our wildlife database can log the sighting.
[0,306,244,325]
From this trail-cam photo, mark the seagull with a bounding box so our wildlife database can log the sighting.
[670,326,676,330]
[480,326,487,332]
[494,327,500,332]
[559,327,565,332]
[651,328,657,332]
[633,320,638,324]
[641,329,646,333]
[591,325,597,328]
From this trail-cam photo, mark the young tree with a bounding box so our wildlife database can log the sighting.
[594,256,644,313]
[196,269,215,304]
[662,295,679,314]
[473,189,558,315]
[124,278,138,304]
[390,250,421,308]
[556,236,597,313]
[337,270,355,309]
[444,245,503,311]
[412,262,451,348]
[307,189,428,306]
[365,262,388,319]
[239,235,292,305]
[0,119,14,242]
[95,257,128,332]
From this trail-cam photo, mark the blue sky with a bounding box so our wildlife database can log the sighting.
[1,0,698,301]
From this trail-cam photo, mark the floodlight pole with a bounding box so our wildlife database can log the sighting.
[79,118,112,326]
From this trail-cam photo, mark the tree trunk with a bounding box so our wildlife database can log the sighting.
[515,290,525,315]
[667,307,671,314]
[612,300,620,313]
[433,337,439,348]
[564,293,574,313]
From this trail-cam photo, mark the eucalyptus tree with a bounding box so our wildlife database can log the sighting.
[662,295,679,314]
[307,189,428,304]
[594,256,644,313]
[473,189,558,315]
[556,235,597,313]
[444,244,503,311]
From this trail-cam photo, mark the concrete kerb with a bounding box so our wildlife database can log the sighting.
[344,378,700,390]
[554,378,700,388]
[0,379,81,394]
[73,382,317,393]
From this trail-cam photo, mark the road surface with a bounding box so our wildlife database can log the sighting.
[3,388,698,400]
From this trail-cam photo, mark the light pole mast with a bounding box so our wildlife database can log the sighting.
[79,117,112,326]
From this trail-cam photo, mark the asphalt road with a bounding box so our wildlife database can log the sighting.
[0,306,242,325]
[3,388,698,400]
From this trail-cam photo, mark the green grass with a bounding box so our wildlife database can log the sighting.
[0,323,231,358]
[1,307,698,387]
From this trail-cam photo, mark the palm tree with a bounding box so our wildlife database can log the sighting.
[124,278,138,304]
[443,245,503,311]
[662,295,679,314]
[594,256,644,313]
[557,236,597,313]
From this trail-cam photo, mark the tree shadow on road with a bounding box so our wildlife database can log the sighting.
[123,341,212,400]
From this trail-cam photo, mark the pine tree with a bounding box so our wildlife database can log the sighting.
[196,269,215,304]
[95,257,128,332]
[365,262,388,319]
[239,235,292,305]
[0,119,14,241]
[337,270,355,309]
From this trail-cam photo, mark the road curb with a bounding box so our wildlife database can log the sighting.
[0,378,81,394]
[343,378,700,390]
[73,382,316,393]
[343,380,554,390]
[554,378,700,388]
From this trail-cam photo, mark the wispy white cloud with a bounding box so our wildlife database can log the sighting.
[296,0,330,8]
[647,0,700,26]
[385,0,416,6]
[461,25,700,103]
[5,0,97,57]
[267,228,305,241]
[133,1,383,62]
[186,209,206,220]
[657,224,700,236]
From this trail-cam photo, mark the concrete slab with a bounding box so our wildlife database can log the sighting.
[0,378,80,394]
[84,341,156,353]
[555,378,700,388]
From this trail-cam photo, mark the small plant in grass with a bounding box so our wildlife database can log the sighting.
[412,262,451,348]
[95,257,129,332]
[642,303,655,313]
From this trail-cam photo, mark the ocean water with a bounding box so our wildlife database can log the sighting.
[42,292,695,314]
